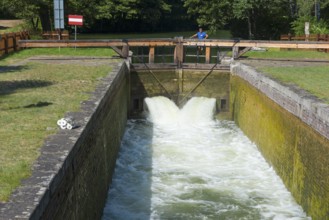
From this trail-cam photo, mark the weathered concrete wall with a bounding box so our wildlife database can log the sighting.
[230,62,329,219]
[0,62,130,219]
[129,68,230,119]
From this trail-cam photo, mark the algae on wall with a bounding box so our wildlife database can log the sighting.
[230,76,329,219]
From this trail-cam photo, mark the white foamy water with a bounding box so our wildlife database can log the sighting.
[102,96,310,220]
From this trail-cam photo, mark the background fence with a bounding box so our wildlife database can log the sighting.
[281,34,329,42]
[280,34,328,52]
[0,31,30,57]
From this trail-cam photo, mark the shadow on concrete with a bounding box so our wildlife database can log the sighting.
[0,80,53,95]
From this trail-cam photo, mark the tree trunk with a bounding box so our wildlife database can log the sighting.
[39,5,52,32]
[247,16,252,40]
[30,18,40,31]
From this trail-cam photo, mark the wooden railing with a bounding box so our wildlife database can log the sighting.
[19,38,329,63]
[281,34,329,42]
[42,30,69,40]
[0,31,30,57]
[280,34,329,52]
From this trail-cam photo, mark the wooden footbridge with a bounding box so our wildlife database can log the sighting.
[19,37,329,68]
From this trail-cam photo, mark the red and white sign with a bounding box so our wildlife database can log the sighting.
[68,15,83,26]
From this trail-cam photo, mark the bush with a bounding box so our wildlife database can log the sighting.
[291,16,329,35]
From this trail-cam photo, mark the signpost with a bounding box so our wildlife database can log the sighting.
[54,0,64,39]
[68,15,83,40]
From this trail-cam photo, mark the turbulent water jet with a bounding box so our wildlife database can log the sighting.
[102,96,310,220]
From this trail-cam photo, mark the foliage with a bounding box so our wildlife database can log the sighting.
[291,16,329,34]
[183,0,292,39]
[2,0,329,39]
[183,0,232,33]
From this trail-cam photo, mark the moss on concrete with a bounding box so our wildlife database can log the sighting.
[230,76,329,219]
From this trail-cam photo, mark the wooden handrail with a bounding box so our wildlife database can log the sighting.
[17,38,329,64]
[19,39,329,49]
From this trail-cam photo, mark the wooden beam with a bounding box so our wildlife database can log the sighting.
[110,46,125,57]
[174,37,184,67]
[205,47,211,63]
[149,46,155,63]
[19,39,329,49]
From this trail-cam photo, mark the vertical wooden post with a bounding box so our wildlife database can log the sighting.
[325,34,329,53]
[0,35,3,56]
[205,46,211,63]
[13,33,18,51]
[149,46,155,64]
[4,34,8,54]
[174,36,184,68]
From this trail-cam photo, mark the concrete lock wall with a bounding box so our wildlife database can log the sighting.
[230,62,329,219]
[2,59,328,219]
[0,62,130,219]
[129,69,231,119]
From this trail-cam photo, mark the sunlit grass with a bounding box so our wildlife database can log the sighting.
[0,51,114,201]
[0,48,116,65]
[259,65,329,103]
[244,48,329,60]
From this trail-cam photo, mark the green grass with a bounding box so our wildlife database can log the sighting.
[244,48,329,60]
[0,48,116,65]
[0,49,115,201]
[259,65,329,103]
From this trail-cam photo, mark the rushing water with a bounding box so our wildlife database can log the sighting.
[102,96,310,220]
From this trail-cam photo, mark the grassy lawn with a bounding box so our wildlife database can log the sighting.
[244,48,329,60]
[243,49,329,103]
[0,48,116,201]
[259,65,329,103]
[0,48,115,65]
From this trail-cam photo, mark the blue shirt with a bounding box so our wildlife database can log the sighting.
[197,31,207,39]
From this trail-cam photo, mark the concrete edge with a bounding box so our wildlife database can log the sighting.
[230,61,329,140]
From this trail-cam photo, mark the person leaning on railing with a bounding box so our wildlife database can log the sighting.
[190,27,208,54]
[190,27,208,40]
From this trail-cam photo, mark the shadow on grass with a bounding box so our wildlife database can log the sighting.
[24,101,53,108]
[0,80,53,95]
[0,66,30,74]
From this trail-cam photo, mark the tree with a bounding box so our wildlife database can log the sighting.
[231,0,292,39]
[3,0,53,31]
[183,0,292,39]
[94,0,171,32]
[291,0,329,34]
[183,0,232,32]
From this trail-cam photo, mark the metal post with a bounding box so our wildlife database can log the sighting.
[75,25,77,41]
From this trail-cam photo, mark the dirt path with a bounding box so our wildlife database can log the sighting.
[0,19,24,29]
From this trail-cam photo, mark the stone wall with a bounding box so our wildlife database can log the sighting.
[0,62,130,219]
[230,62,329,219]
